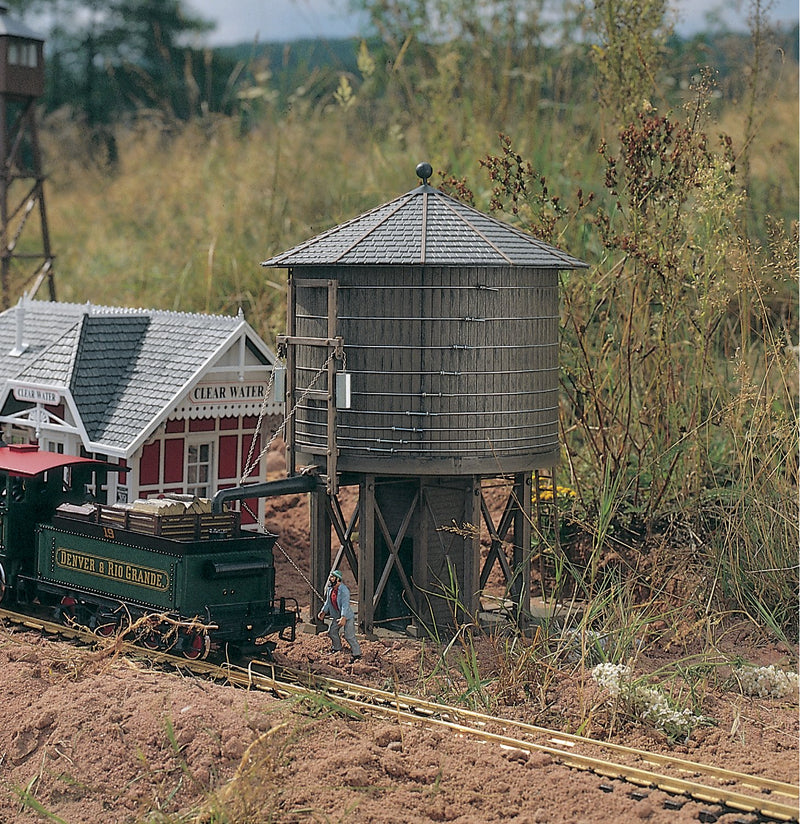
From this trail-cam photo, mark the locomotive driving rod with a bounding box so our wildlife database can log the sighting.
[211,473,318,514]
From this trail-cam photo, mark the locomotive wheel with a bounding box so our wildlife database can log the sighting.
[137,618,168,650]
[57,595,78,625]
[182,630,209,660]
[95,609,127,638]
[95,620,118,638]
[141,630,162,650]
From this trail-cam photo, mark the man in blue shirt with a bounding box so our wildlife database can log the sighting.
[318,570,362,662]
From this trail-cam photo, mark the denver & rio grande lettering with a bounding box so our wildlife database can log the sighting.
[56,549,169,591]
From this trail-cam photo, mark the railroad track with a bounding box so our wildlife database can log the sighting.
[236,660,799,822]
[2,607,798,822]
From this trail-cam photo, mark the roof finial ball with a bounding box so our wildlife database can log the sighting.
[416,161,433,186]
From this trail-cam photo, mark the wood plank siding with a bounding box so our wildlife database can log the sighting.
[291,265,559,477]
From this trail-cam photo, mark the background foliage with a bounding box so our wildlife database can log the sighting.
[5,0,798,638]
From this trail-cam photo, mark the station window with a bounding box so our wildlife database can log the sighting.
[186,441,214,498]
[6,426,30,444]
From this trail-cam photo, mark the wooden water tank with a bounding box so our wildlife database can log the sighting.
[264,165,587,481]
[288,264,559,475]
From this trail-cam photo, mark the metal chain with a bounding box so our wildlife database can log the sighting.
[239,366,277,482]
[240,499,323,601]
[240,350,336,484]
[275,537,323,602]
[235,351,339,604]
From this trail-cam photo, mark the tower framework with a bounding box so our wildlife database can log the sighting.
[0,4,54,310]
[264,165,588,635]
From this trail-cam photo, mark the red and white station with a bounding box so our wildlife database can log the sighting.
[0,300,283,526]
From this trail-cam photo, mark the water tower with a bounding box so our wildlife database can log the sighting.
[263,163,587,635]
[0,4,54,310]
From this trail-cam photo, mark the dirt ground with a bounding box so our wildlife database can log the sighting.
[0,459,797,824]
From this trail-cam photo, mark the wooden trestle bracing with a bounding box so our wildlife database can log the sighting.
[305,473,539,637]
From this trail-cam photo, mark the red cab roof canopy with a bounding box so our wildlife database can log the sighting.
[0,444,126,478]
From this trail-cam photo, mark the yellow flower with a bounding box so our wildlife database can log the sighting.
[532,478,576,502]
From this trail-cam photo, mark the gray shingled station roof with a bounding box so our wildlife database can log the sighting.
[263,163,588,269]
[0,301,269,457]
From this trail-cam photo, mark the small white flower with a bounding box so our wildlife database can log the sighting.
[737,665,799,700]
[591,662,632,697]
[591,663,703,741]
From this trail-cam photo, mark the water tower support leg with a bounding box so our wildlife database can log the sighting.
[512,472,532,616]
[478,475,532,618]
[478,490,518,593]
[324,492,360,575]
[359,475,376,636]
[309,488,331,628]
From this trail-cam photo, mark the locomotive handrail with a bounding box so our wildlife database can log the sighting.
[203,559,272,578]
[211,472,318,514]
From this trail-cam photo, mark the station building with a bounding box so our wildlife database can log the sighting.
[0,298,282,525]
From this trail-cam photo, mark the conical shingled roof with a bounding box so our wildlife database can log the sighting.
[262,179,588,269]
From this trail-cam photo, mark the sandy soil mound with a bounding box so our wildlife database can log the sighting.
[0,616,796,824]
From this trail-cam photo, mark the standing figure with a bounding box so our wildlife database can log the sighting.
[318,570,362,662]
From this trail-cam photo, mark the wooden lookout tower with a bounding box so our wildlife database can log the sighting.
[0,4,54,310]
[263,163,587,636]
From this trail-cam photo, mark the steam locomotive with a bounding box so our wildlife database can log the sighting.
[0,443,298,659]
